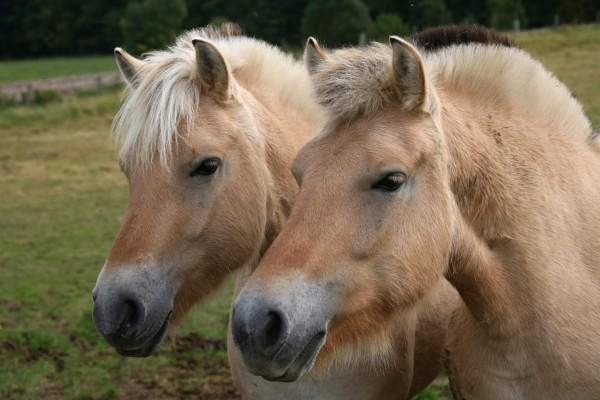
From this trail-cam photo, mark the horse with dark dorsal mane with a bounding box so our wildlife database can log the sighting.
[91,24,458,399]
[233,25,600,399]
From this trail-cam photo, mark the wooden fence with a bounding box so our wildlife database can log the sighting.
[0,72,120,103]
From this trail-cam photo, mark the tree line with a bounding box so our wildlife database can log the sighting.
[1,0,598,58]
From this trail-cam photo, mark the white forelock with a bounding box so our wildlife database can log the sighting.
[113,27,318,170]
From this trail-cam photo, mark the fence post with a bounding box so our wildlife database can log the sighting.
[358,32,366,45]
[24,84,35,104]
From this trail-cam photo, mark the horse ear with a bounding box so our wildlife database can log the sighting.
[114,47,145,88]
[193,38,231,100]
[304,37,328,75]
[389,36,435,113]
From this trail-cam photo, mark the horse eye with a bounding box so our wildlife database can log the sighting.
[372,172,406,192]
[190,157,221,177]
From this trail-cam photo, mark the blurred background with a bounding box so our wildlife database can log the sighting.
[2,0,600,56]
[0,1,599,399]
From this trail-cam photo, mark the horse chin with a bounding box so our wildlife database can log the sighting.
[263,330,327,382]
[115,311,172,357]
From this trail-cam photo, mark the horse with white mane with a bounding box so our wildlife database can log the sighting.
[234,26,600,399]
[91,24,457,399]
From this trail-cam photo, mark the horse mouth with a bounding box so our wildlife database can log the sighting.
[116,312,172,357]
[263,330,327,382]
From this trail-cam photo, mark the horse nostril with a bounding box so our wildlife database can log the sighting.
[119,299,138,333]
[263,310,285,349]
[232,300,290,359]
[255,308,289,357]
[117,297,147,339]
[93,293,143,343]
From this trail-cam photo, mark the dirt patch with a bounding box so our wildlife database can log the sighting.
[32,381,66,400]
[1,338,66,371]
[1,333,241,400]
[67,333,92,353]
[171,334,240,400]
[174,333,227,353]
[120,337,241,400]
[110,334,241,399]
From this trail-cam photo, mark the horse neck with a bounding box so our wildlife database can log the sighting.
[441,92,517,240]
[439,87,600,335]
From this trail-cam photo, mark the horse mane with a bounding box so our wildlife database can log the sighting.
[410,24,514,51]
[192,21,243,39]
[114,23,319,170]
[311,25,592,141]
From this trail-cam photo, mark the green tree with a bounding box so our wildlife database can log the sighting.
[363,0,416,25]
[486,0,527,30]
[523,0,557,27]
[414,0,452,29]
[0,0,128,58]
[445,0,489,25]
[120,0,188,54]
[368,13,409,42]
[184,0,307,46]
[301,0,372,47]
[557,0,598,24]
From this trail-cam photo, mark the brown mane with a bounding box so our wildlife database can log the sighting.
[410,24,514,51]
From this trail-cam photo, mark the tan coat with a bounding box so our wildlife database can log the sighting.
[239,28,600,399]
[93,25,458,400]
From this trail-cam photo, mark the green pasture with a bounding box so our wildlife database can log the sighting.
[0,25,599,399]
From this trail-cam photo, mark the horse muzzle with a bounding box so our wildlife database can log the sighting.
[231,283,332,381]
[92,265,175,357]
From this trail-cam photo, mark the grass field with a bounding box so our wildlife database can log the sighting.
[0,55,115,83]
[1,25,599,400]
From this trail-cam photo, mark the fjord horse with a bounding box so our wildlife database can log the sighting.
[233,26,600,399]
[91,25,456,399]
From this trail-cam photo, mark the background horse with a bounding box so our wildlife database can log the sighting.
[233,26,600,399]
[91,25,455,399]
